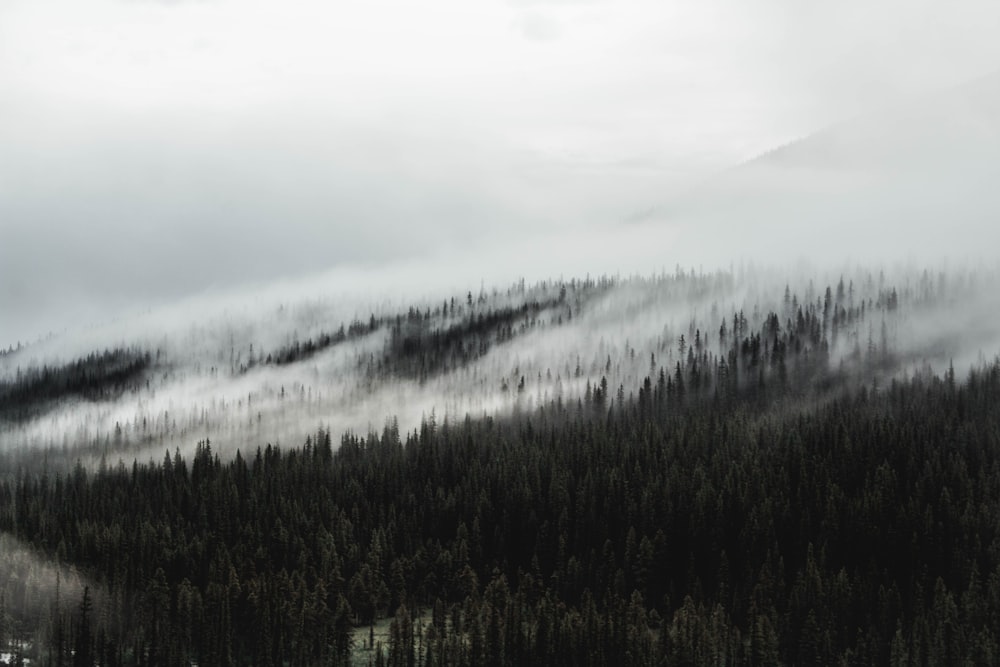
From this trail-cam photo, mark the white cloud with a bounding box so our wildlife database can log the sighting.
[2,0,1000,345]
[513,12,561,41]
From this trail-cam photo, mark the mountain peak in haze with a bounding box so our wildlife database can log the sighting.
[656,70,1000,265]
[758,68,1000,170]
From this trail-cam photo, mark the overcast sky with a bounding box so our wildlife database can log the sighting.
[3,0,1000,347]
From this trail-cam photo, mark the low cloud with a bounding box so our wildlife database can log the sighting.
[513,12,561,41]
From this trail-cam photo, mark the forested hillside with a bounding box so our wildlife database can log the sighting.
[2,270,1000,665]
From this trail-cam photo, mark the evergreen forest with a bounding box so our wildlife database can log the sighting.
[1,269,999,666]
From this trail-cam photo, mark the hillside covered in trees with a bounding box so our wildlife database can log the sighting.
[1,268,1000,665]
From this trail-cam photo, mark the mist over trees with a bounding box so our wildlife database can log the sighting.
[4,266,995,468]
[1,267,1000,664]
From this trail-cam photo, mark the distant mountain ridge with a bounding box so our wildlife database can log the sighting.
[752,68,1000,170]
[654,70,1000,264]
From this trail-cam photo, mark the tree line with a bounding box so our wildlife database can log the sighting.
[1,271,998,664]
[2,354,1000,663]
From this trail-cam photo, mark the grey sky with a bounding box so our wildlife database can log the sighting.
[3,0,1000,347]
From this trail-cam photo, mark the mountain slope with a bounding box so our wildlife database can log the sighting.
[655,70,1000,264]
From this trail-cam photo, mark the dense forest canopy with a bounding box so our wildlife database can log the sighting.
[1,267,1000,665]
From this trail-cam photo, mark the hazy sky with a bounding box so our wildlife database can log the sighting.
[3,0,1000,347]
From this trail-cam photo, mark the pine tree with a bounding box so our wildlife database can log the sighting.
[73,587,94,667]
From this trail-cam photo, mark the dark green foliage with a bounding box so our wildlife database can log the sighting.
[266,318,373,367]
[1,357,1000,664]
[0,347,151,422]
[254,280,579,376]
[383,295,568,381]
[2,272,1000,664]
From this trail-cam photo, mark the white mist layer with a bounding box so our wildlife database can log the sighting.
[3,262,999,469]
